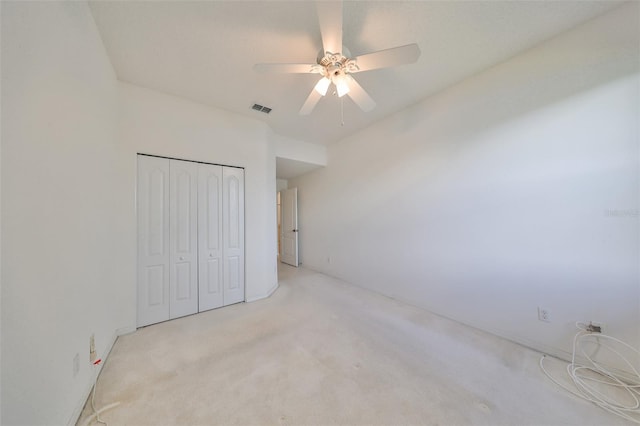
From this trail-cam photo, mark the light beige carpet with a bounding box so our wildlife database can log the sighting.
[78,265,628,425]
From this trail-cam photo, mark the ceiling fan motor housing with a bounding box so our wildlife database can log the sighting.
[317,47,359,77]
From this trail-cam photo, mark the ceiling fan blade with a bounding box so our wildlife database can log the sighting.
[351,44,421,73]
[345,75,376,112]
[299,89,323,115]
[316,1,343,55]
[254,63,319,74]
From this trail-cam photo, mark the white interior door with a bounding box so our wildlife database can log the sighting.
[169,159,199,319]
[280,187,299,267]
[198,163,223,312]
[223,167,245,305]
[137,156,170,327]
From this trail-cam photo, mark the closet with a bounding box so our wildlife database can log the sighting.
[136,154,245,327]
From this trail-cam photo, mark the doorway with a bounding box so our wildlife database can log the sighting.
[279,187,299,267]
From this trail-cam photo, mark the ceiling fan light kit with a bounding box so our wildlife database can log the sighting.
[335,77,349,98]
[254,0,420,116]
[314,76,331,96]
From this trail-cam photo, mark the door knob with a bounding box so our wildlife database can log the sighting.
[293,229,298,232]
[209,254,214,257]
[179,256,184,261]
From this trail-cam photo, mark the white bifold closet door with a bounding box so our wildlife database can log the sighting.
[222,167,245,305]
[169,159,199,319]
[137,156,170,327]
[137,155,245,327]
[198,163,223,311]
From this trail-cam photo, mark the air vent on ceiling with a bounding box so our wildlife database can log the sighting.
[251,103,272,114]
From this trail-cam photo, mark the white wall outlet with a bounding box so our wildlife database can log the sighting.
[89,334,97,363]
[538,307,551,322]
[73,353,80,377]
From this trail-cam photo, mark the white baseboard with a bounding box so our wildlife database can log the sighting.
[67,327,129,426]
[246,281,279,303]
[302,264,639,382]
[117,326,136,336]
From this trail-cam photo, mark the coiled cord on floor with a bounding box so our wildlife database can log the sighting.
[81,360,120,426]
[540,322,640,424]
[91,372,106,425]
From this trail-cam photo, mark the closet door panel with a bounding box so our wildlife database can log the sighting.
[137,156,170,327]
[169,159,199,319]
[223,167,245,305]
[198,163,224,311]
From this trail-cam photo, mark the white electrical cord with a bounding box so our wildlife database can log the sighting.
[80,403,120,426]
[82,360,120,426]
[91,361,108,426]
[540,322,640,424]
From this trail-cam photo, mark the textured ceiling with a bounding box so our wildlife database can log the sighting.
[89,1,623,146]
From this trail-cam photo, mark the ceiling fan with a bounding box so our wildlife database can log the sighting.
[254,1,421,115]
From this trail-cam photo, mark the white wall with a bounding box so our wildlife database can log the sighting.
[0,2,4,421]
[118,82,278,303]
[290,3,640,369]
[1,3,279,424]
[0,3,4,422]
[1,2,129,424]
[272,133,327,167]
[276,179,289,192]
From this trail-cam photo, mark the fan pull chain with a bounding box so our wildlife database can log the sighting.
[340,97,345,126]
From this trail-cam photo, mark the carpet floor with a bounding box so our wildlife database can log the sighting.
[77,265,629,425]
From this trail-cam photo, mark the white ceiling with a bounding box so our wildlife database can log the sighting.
[89,0,622,147]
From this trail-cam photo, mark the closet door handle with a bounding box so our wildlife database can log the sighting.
[179,256,184,261]
[209,253,214,257]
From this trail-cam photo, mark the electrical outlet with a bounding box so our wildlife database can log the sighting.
[538,307,551,323]
[73,353,80,377]
[586,321,605,333]
[89,334,97,363]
